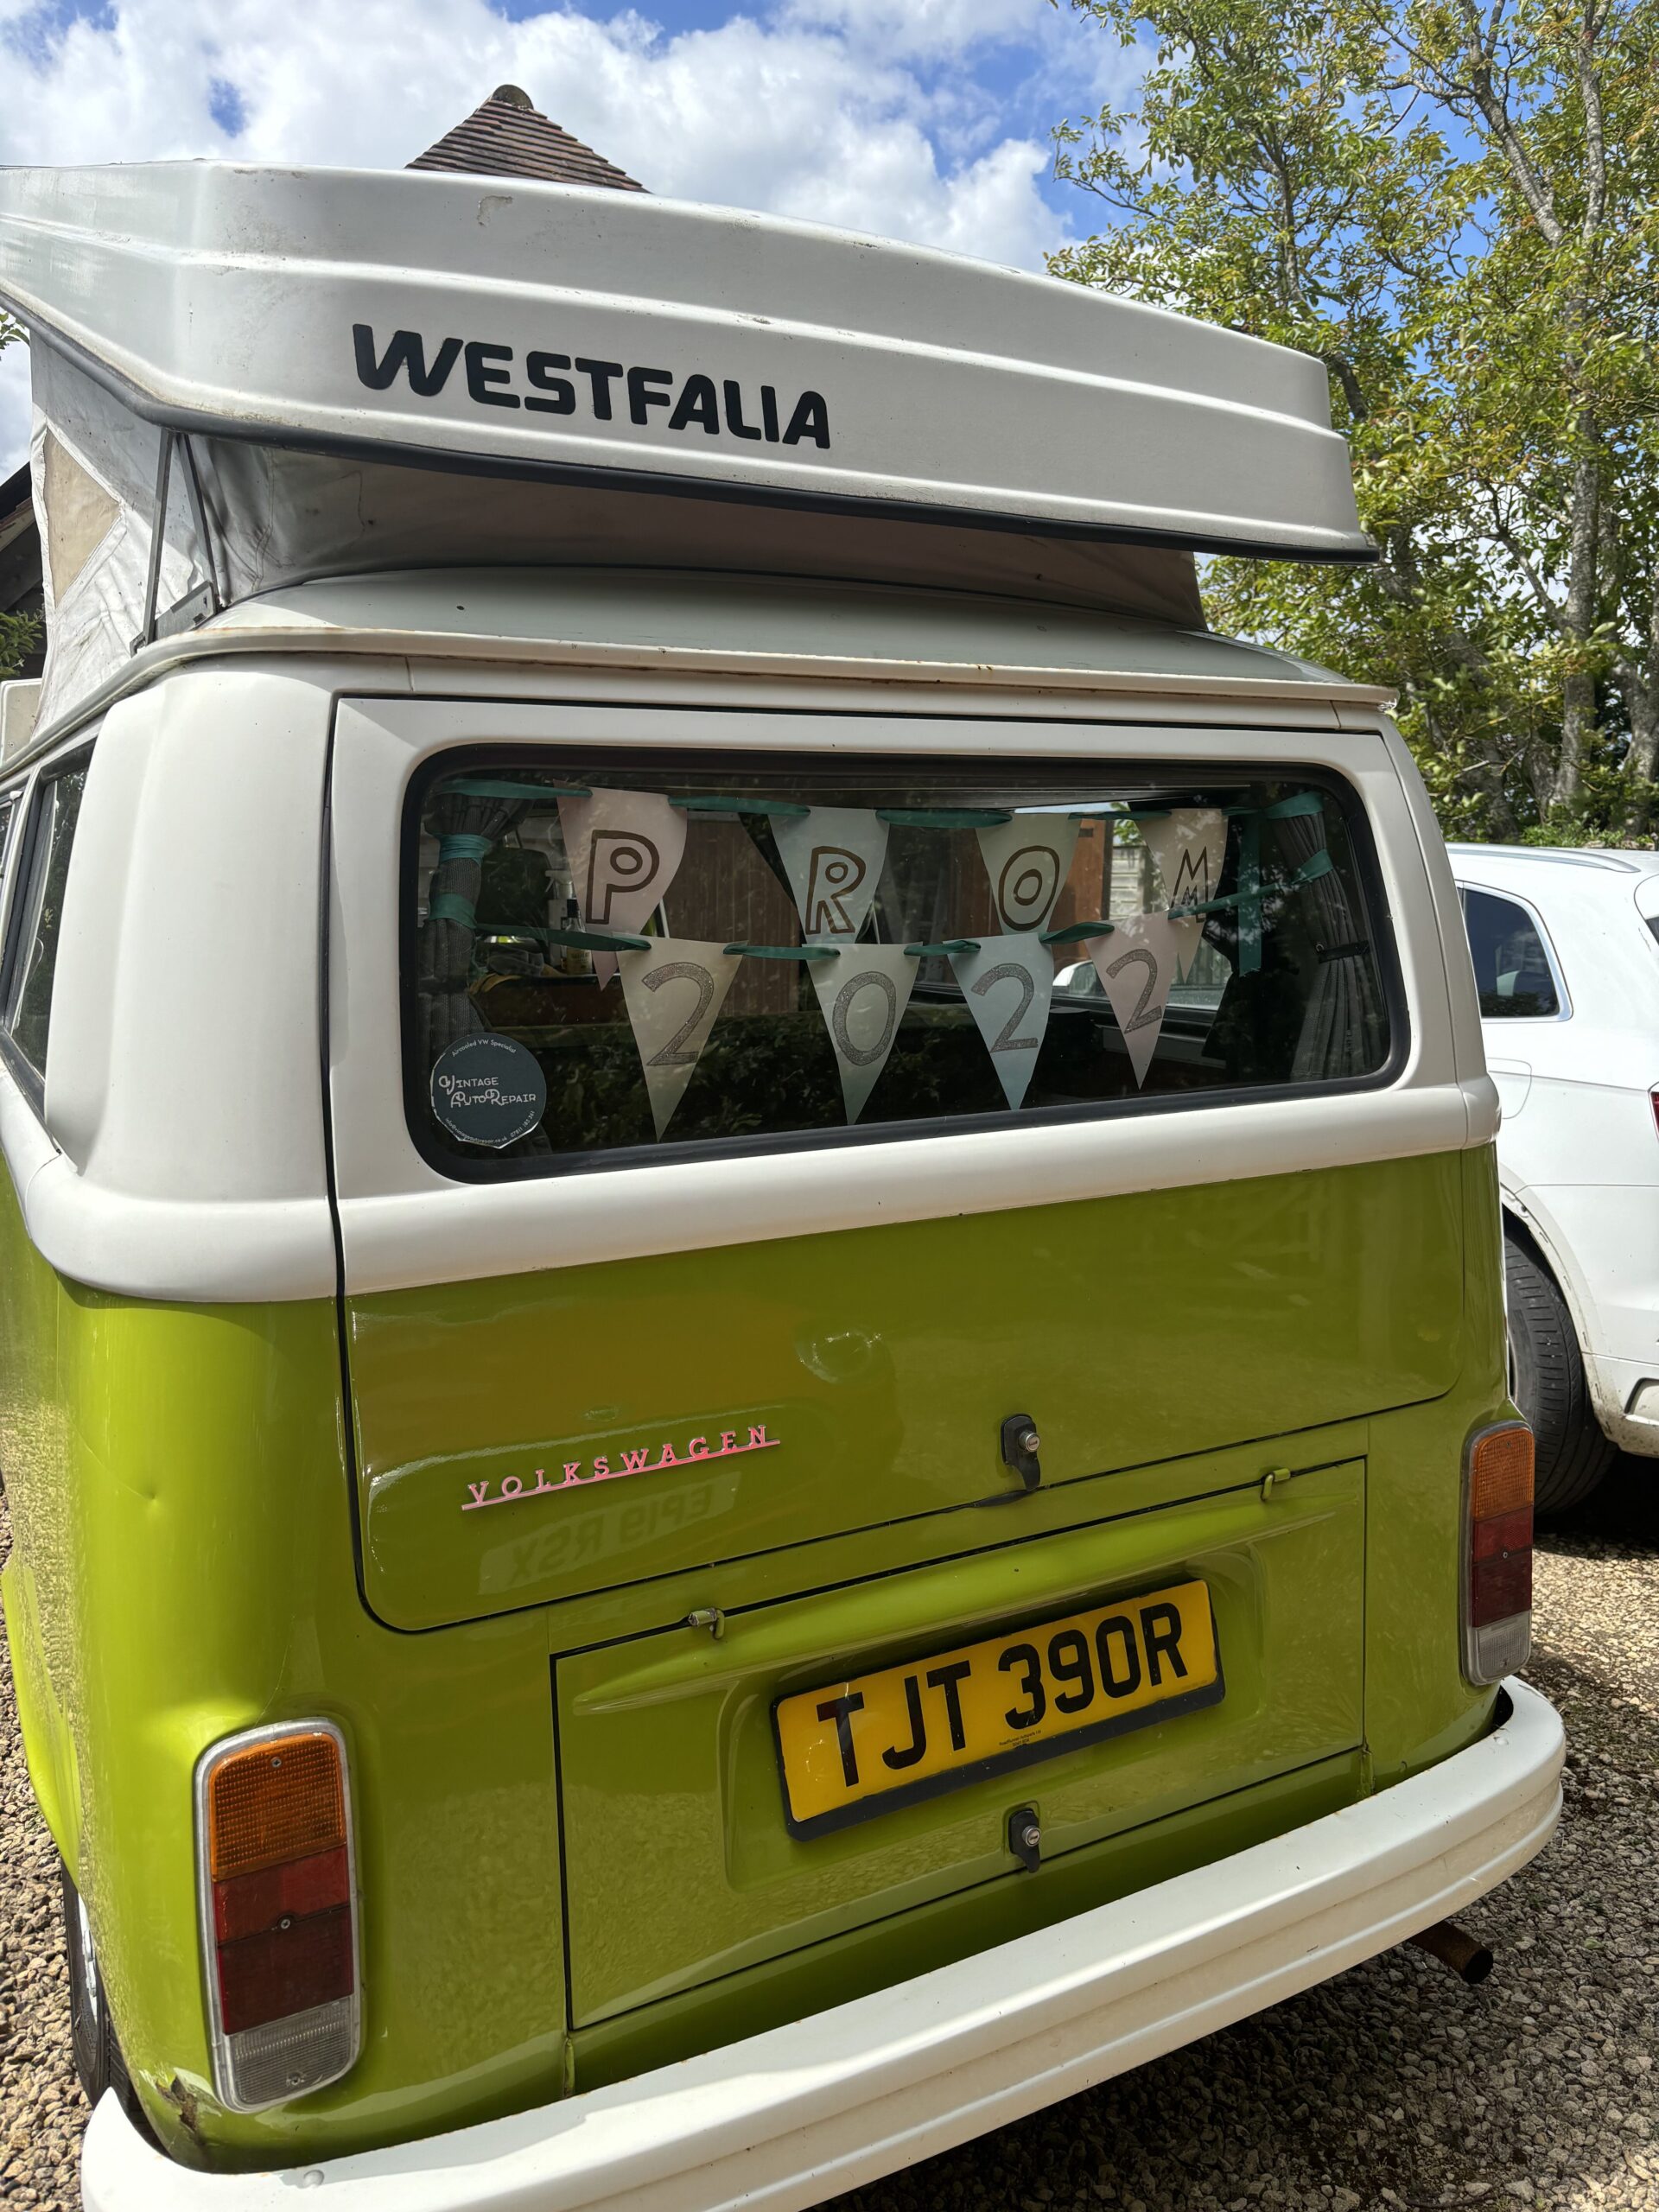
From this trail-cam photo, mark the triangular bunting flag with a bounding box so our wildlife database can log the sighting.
[1138,810,1227,980]
[558,788,690,987]
[1084,912,1184,1087]
[617,939,743,1135]
[975,814,1080,934]
[949,934,1054,1109]
[1168,912,1207,982]
[772,808,890,944]
[808,944,918,1122]
[1140,808,1226,898]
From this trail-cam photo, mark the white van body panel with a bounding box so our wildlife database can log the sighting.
[1449,843,1659,1456]
[0,582,1487,1305]
[327,692,1478,1296]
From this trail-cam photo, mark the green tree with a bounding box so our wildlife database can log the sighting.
[0,311,38,682]
[1052,0,1659,841]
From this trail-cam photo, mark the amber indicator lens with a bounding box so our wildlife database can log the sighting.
[1467,1422,1535,1631]
[207,1731,346,1883]
[1469,1423,1534,1523]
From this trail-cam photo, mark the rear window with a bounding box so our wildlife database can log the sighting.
[403,755,1397,1175]
[1463,889,1560,1019]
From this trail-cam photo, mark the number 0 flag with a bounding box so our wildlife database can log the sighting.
[808,945,918,1122]
[949,934,1054,1109]
[976,815,1079,934]
[1084,912,1184,1087]
[617,939,744,1135]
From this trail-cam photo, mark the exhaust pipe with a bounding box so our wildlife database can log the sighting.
[1408,1919,1494,1984]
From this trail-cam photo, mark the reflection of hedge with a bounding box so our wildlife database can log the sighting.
[428,957,1324,1160]
[436,985,1253,1163]
[510,1003,1007,1155]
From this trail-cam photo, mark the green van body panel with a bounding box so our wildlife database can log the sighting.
[0,1136,1510,2168]
[351,1153,1466,1632]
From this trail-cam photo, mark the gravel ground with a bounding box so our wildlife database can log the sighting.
[1,1473,1655,2211]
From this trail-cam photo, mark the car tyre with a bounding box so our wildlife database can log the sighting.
[60,1860,158,2140]
[1503,1231,1616,1515]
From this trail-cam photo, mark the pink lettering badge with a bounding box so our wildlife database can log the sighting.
[460,1421,781,1513]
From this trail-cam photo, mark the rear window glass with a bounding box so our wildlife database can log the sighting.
[403,757,1396,1174]
[4,753,90,1077]
[1463,890,1560,1019]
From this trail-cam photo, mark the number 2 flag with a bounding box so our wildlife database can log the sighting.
[1084,912,1184,1087]
[617,940,744,1136]
[949,934,1054,1109]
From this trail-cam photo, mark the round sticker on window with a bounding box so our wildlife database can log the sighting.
[429,1035,547,1149]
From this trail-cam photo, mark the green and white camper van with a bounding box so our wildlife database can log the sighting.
[0,161,1558,2209]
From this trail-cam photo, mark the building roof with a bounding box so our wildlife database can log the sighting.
[409,85,644,192]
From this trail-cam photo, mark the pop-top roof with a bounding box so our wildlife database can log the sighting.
[0,160,1369,561]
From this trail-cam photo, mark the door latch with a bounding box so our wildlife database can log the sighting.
[1000,1413,1042,1492]
[1007,1804,1041,1872]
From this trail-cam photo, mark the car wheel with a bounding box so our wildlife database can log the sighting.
[60,1860,157,2139]
[1503,1231,1616,1515]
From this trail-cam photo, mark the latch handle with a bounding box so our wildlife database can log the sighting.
[1001,1414,1042,1492]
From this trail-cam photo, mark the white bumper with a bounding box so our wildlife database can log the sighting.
[85,1679,1562,2212]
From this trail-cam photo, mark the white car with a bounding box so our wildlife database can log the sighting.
[1449,844,1659,1510]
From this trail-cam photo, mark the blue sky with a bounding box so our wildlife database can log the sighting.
[0,0,1145,470]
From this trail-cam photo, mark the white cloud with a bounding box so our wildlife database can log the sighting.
[778,0,1050,60]
[0,0,1097,471]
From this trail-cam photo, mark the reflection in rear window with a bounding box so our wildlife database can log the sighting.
[404,759,1394,1172]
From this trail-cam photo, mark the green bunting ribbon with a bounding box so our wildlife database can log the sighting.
[877,807,1013,828]
[723,943,841,962]
[1040,919,1114,944]
[441,778,591,801]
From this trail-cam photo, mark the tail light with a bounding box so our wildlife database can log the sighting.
[1463,1421,1534,1683]
[196,1721,360,2111]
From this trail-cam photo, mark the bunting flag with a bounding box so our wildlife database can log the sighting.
[616,939,744,1136]
[1137,808,1228,977]
[1084,912,1185,1087]
[772,808,890,944]
[976,814,1080,934]
[558,788,690,987]
[808,944,918,1122]
[1168,910,1207,983]
[949,934,1055,1110]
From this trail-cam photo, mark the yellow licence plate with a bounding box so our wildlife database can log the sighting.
[774,1579,1222,1835]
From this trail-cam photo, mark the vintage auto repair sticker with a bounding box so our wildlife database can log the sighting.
[429,1033,547,1148]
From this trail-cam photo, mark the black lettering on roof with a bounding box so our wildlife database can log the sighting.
[353,325,463,397]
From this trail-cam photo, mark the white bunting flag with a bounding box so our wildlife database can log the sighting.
[558,788,690,987]
[1084,912,1184,1087]
[976,814,1080,934]
[616,939,744,1136]
[808,945,918,1123]
[772,809,890,944]
[949,934,1055,1110]
[1138,808,1228,977]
